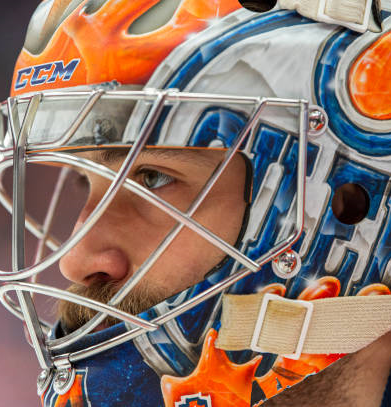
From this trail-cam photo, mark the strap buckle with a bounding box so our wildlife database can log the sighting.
[317,0,372,33]
[250,293,314,360]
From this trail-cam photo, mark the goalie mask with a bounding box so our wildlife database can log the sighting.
[1,0,391,406]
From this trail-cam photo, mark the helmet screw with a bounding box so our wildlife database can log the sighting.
[37,368,53,396]
[53,367,76,395]
[308,106,328,137]
[272,250,301,279]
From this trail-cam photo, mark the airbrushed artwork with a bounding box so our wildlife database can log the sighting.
[0,0,390,406]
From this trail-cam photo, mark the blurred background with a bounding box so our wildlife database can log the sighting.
[0,1,58,405]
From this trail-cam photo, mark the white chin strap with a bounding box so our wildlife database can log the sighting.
[278,0,381,33]
[216,293,391,360]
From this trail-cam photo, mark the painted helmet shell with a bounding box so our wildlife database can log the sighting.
[2,1,391,406]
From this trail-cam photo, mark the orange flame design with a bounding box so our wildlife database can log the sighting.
[357,283,391,296]
[252,277,343,405]
[41,373,86,407]
[40,281,390,406]
[161,329,262,406]
[12,0,241,96]
[349,32,391,120]
[161,277,389,406]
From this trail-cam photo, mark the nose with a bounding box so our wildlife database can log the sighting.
[59,206,130,286]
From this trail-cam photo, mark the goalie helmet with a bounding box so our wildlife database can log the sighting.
[1,0,391,406]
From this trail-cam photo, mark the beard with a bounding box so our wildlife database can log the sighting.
[57,280,168,334]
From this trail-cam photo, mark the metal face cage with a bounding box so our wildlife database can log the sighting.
[0,88,309,386]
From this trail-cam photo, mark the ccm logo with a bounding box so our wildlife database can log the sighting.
[14,59,80,91]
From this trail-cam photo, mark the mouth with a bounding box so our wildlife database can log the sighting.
[57,280,169,336]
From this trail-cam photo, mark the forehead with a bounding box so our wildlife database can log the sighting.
[83,147,225,169]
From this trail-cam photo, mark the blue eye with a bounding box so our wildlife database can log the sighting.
[140,169,174,190]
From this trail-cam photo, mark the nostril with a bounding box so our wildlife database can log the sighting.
[90,248,130,282]
[84,271,113,286]
[60,247,129,285]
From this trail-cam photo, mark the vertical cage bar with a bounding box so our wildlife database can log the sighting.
[11,94,52,369]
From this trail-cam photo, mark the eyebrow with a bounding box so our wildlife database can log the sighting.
[92,147,220,169]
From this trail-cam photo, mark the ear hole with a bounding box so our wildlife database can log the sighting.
[331,183,370,225]
[239,0,277,12]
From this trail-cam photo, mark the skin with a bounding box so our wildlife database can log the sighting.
[58,148,248,329]
[58,147,391,405]
[264,331,391,407]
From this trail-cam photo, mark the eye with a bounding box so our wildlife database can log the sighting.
[138,169,175,190]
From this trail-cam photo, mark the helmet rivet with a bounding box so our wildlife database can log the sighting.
[272,250,301,279]
[308,106,328,137]
[37,369,53,396]
[53,367,76,395]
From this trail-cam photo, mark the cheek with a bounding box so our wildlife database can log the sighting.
[126,185,199,227]
[193,189,247,245]
[145,232,215,292]
[141,184,247,290]
[119,192,176,229]
[146,225,235,293]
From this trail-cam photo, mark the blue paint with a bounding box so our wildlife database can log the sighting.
[315,30,391,156]
[46,9,391,406]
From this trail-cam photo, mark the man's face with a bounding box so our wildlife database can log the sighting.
[58,148,247,332]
